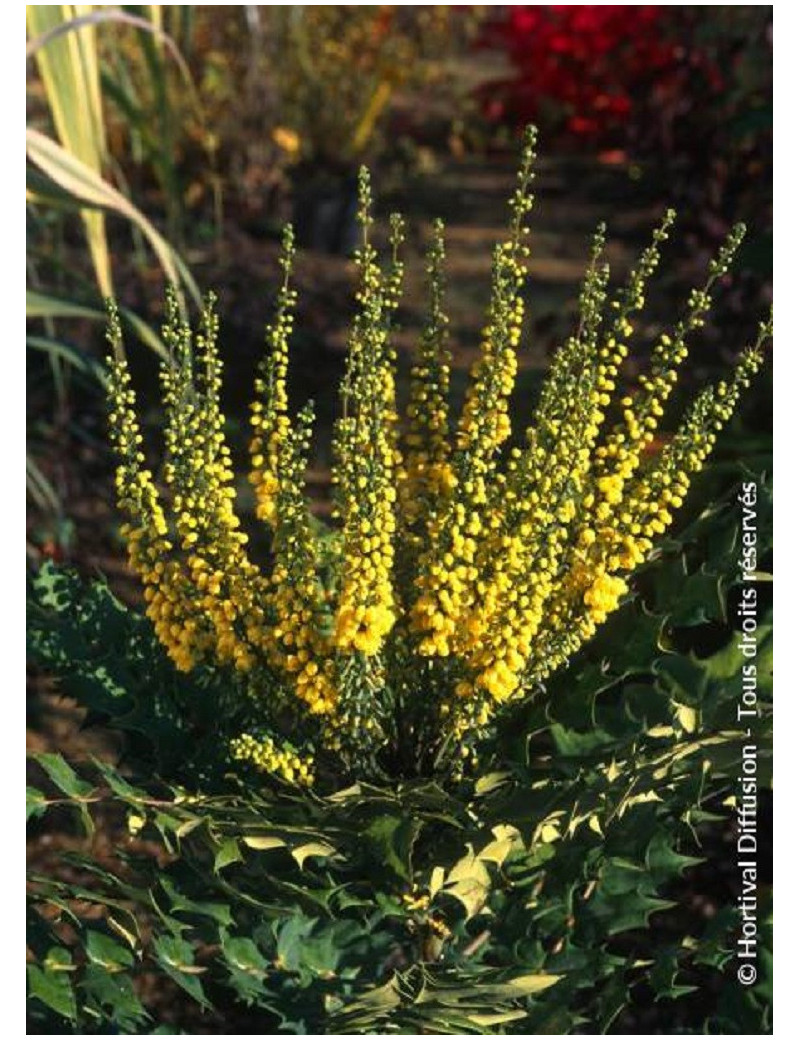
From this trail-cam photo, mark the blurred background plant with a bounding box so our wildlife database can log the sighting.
[26,5,481,562]
[184,6,483,247]
[26,4,202,561]
[476,6,674,145]
[475,6,772,274]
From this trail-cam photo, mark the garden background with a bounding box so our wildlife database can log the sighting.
[26,6,772,1034]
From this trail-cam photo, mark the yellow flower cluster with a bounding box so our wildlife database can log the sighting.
[230,732,314,786]
[442,214,675,715]
[107,302,209,674]
[108,129,769,781]
[268,405,338,716]
[330,178,402,661]
[399,218,453,530]
[158,292,271,674]
[409,128,538,660]
[250,226,295,527]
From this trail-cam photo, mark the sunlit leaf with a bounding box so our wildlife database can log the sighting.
[26,128,200,308]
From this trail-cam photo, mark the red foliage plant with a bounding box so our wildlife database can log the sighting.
[478,5,713,144]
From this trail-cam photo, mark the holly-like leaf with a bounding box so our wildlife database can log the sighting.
[27,948,77,1023]
[214,838,243,871]
[364,813,423,882]
[85,929,135,972]
[26,785,47,823]
[80,965,149,1032]
[220,934,269,1004]
[152,935,210,1006]
[31,752,94,799]
[291,840,336,869]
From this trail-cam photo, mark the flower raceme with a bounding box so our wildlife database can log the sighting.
[107,128,770,782]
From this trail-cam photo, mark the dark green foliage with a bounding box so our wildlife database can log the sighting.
[28,563,251,784]
[27,473,772,1033]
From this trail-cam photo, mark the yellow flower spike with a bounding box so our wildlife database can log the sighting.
[269,402,337,717]
[161,292,271,672]
[410,129,537,660]
[400,218,453,530]
[438,224,616,726]
[529,323,769,689]
[629,335,768,548]
[107,301,210,672]
[591,223,747,507]
[332,169,401,665]
[527,223,608,450]
[250,225,296,527]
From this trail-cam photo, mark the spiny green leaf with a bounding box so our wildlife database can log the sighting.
[274,914,318,973]
[85,929,135,972]
[80,965,149,1031]
[221,935,268,974]
[441,849,492,918]
[31,752,94,799]
[214,837,243,871]
[28,948,77,1023]
[220,934,269,1004]
[364,813,423,882]
[291,840,337,869]
[27,785,47,823]
[91,758,147,801]
[158,877,233,927]
[152,935,210,1006]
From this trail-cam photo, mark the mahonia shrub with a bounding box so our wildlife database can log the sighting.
[106,126,769,788]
